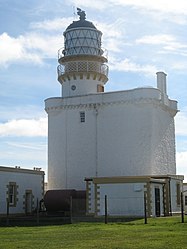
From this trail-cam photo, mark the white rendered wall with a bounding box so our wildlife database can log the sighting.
[86,176,183,217]
[45,87,178,190]
[98,183,145,216]
[0,169,44,215]
[97,101,176,177]
[62,76,102,97]
[47,99,97,190]
[170,177,183,214]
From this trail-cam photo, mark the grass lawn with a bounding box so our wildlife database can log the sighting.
[0,216,187,249]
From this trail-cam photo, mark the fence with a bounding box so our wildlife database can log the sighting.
[0,193,186,226]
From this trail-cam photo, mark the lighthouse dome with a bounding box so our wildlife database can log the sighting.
[66,8,97,30]
[66,19,97,30]
[62,9,103,57]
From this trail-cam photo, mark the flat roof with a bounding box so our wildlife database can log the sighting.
[85,175,184,184]
[0,166,45,175]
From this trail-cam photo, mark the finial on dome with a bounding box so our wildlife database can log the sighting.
[77,8,86,20]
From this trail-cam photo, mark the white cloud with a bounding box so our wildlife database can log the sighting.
[2,2,187,68]
[68,0,187,14]
[175,110,187,182]
[0,32,62,66]
[175,111,187,136]
[136,34,187,50]
[110,0,187,15]
[176,151,187,182]
[136,34,187,58]
[0,141,47,174]
[6,142,46,151]
[0,33,42,66]
[32,16,126,54]
[0,16,126,67]
[0,118,47,137]
[96,19,126,53]
[66,0,187,26]
[0,105,46,121]
[110,57,157,75]
[97,19,125,39]
[23,32,62,58]
[30,17,73,31]
[171,62,187,71]
[144,9,187,25]
[67,0,109,10]
[136,34,176,45]
[0,147,47,174]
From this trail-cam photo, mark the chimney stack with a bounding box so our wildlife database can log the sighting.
[156,71,167,95]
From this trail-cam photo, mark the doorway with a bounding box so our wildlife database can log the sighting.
[25,190,32,214]
[155,188,161,217]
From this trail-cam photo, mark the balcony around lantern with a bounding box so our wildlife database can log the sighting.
[57,61,108,78]
[58,46,108,63]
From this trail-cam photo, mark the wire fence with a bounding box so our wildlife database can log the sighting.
[0,193,186,226]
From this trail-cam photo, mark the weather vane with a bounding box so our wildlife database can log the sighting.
[77,8,86,20]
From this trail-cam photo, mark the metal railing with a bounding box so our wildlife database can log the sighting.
[57,61,109,77]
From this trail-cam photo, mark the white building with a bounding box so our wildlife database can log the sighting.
[45,9,183,216]
[85,175,183,217]
[183,183,187,214]
[0,166,44,215]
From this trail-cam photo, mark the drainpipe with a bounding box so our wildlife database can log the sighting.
[94,104,98,177]
[168,178,172,216]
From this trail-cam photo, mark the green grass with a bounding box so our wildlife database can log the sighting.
[0,217,187,249]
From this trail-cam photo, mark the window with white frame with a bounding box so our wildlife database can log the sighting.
[8,182,17,206]
[80,111,85,123]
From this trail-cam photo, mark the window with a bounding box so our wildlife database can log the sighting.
[80,111,85,123]
[97,84,104,93]
[185,196,187,206]
[7,182,17,207]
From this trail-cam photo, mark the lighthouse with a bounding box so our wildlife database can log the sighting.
[45,9,109,190]
[57,9,108,97]
[45,9,179,193]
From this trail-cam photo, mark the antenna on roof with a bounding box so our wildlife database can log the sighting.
[73,6,77,20]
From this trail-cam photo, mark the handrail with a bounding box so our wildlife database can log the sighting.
[57,61,108,77]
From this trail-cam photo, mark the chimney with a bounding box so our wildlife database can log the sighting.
[156,71,167,95]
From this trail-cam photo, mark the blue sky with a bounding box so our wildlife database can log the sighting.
[0,0,187,181]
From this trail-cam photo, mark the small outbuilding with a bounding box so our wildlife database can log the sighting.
[85,175,184,217]
[0,166,45,215]
[183,183,187,214]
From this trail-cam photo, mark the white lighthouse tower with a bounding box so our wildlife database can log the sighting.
[45,9,108,190]
[45,9,179,192]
